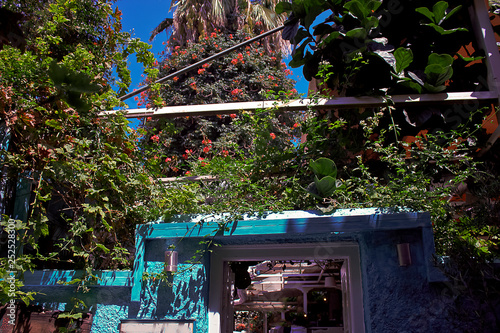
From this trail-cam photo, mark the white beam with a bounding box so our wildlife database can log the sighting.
[101,91,498,119]
[159,175,218,183]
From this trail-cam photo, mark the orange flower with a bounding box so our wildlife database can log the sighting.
[270,133,276,140]
[231,88,242,96]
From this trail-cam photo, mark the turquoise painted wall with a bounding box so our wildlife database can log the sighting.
[21,209,488,332]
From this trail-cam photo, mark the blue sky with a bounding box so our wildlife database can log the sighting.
[114,0,310,109]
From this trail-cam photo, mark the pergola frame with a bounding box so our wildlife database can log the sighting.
[100,0,500,157]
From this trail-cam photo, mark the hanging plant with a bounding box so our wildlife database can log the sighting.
[306,157,338,199]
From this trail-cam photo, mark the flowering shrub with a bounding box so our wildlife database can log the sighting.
[138,30,299,178]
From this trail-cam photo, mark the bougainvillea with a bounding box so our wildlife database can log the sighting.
[138,30,299,177]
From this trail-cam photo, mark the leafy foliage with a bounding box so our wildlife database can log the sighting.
[278,0,485,95]
[0,0,166,305]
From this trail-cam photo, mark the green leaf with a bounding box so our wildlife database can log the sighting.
[294,27,311,44]
[48,61,69,87]
[362,16,379,31]
[40,222,49,237]
[314,175,337,197]
[95,244,110,253]
[313,23,335,37]
[415,7,435,23]
[399,80,423,93]
[45,119,62,130]
[302,53,318,81]
[48,61,99,93]
[344,1,368,21]
[289,40,310,68]
[425,63,453,88]
[275,1,292,14]
[303,2,327,29]
[432,1,448,25]
[416,2,463,27]
[367,0,382,12]
[428,53,453,67]
[310,157,337,178]
[456,53,484,62]
[425,63,451,85]
[66,71,100,93]
[318,31,341,48]
[394,47,413,74]
[345,27,367,39]
[423,82,447,93]
[424,23,468,35]
[444,5,463,22]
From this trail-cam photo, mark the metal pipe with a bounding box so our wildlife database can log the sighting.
[119,25,286,101]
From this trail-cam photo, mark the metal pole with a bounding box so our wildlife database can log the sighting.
[119,25,286,101]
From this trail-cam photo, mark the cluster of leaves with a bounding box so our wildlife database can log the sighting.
[0,0,169,306]
[278,0,485,96]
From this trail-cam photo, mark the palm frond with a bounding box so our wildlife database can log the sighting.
[150,17,174,41]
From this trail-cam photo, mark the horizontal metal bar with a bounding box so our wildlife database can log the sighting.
[159,175,218,183]
[101,91,499,119]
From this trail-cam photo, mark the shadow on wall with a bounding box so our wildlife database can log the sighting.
[153,267,206,319]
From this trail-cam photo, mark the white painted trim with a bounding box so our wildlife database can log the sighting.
[208,243,365,333]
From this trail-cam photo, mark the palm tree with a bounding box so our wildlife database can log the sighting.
[149,0,290,54]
